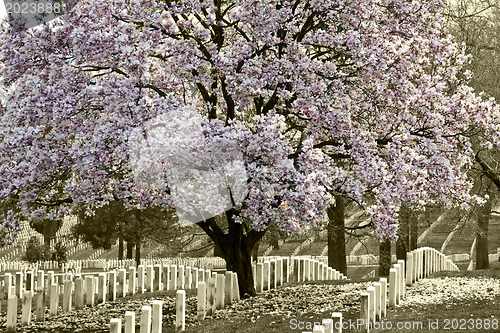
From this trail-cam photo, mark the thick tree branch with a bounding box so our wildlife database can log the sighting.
[244,228,267,250]
[476,153,500,190]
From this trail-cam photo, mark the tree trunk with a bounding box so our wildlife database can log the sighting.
[270,235,280,249]
[42,220,58,247]
[396,204,410,261]
[409,216,418,251]
[379,239,391,277]
[214,242,224,258]
[424,206,431,227]
[43,221,51,247]
[126,241,134,259]
[118,235,124,261]
[224,235,256,299]
[327,196,347,275]
[476,194,491,270]
[197,211,266,298]
[135,242,141,267]
[252,240,260,262]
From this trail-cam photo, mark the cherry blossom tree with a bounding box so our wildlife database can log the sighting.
[1,0,499,296]
[443,0,500,269]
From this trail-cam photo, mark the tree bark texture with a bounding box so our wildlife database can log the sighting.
[396,204,410,261]
[327,196,347,275]
[126,241,134,259]
[379,239,391,277]
[135,242,141,267]
[409,216,418,251]
[118,235,124,261]
[476,194,492,269]
[197,210,266,298]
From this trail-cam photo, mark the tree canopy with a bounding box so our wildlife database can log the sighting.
[0,0,499,246]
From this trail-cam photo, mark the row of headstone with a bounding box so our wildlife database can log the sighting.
[357,274,390,333]
[5,228,42,246]
[0,255,220,274]
[108,255,351,332]
[0,255,228,274]
[196,271,240,320]
[293,251,482,267]
[8,248,453,332]
[65,242,90,257]
[109,270,241,333]
[305,247,459,333]
[5,244,470,274]
[71,257,227,271]
[258,254,393,266]
[5,216,77,249]
[262,239,285,257]
[0,261,85,274]
[109,298,168,333]
[361,270,376,279]
[447,253,470,262]
[2,261,214,331]
[291,257,347,284]
[0,236,82,262]
[2,269,89,328]
[406,247,459,286]
[291,238,313,256]
[0,249,21,261]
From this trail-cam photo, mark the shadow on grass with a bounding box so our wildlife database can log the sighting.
[173,308,361,333]
[371,295,500,333]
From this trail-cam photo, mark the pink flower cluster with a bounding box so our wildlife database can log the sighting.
[0,0,499,242]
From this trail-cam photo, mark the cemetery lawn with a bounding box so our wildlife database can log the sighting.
[2,264,499,332]
[178,264,500,333]
[178,309,361,333]
[371,264,500,333]
[177,294,500,333]
[372,294,500,333]
[169,280,371,333]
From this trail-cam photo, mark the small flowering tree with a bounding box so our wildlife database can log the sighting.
[1,0,499,296]
[443,0,500,269]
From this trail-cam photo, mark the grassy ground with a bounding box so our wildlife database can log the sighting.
[268,242,300,257]
[176,308,361,333]
[168,263,500,333]
[373,264,500,332]
[169,280,365,333]
[372,295,500,333]
[3,207,500,332]
[2,262,499,332]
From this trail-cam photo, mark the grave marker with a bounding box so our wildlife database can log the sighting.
[176,290,186,331]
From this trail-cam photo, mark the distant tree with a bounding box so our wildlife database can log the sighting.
[53,240,67,266]
[72,200,186,265]
[29,218,63,247]
[444,0,500,269]
[475,182,495,269]
[72,202,122,250]
[444,0,500,100]
[23,236,50,263]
